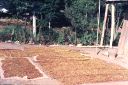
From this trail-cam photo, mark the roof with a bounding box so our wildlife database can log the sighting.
[0,2,8,13]
[0,4,8,13]
[0,8,8,13]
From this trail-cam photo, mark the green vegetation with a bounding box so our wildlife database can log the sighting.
[0,0,127,45]
[65,0,97,45]
[0,25,32,43]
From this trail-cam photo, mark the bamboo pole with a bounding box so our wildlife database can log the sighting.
[100,4,109,46]
[110,4,115,48]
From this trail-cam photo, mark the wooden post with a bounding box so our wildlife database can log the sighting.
[96,0,101,54]
[110,4,116,48]
[33,15,36,38]
[100,4,109,46]
[48,21,51,41]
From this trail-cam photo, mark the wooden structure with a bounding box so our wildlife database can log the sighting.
[100,0,128,56]
[100,1,116,48]
[100,0,128,47]
[118,13,128,56]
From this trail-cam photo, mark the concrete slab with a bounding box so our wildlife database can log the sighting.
[81,81,128,85]
[0,78,62,85]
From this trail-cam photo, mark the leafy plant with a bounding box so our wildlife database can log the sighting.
[80,31,97,45]
[0,25,32,43]
[57,32,64,44]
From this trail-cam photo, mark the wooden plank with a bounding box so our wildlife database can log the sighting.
[118,13,128,56]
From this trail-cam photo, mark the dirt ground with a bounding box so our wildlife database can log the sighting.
[0,43,128,85]
[2,58,42,79]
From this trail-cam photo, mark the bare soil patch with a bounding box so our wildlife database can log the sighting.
[2,58,42,79]
[0,49,28,57]
[36,46,128,85]
[1,44,128,85]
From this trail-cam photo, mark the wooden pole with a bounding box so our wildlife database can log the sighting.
[48,21,51,41]
[33,14,36,38]
[100,4,109,46]
[96,0,101,54]
[110,4,115,48]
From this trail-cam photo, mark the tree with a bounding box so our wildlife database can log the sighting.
[2,0,67,44]
[65,0,98,45]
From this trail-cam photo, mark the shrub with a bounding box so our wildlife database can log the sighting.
[0,25,32,43]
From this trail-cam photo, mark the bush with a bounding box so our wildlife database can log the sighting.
[57,32,64,44]
[0,25,32,43]
[80,31,97,45]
